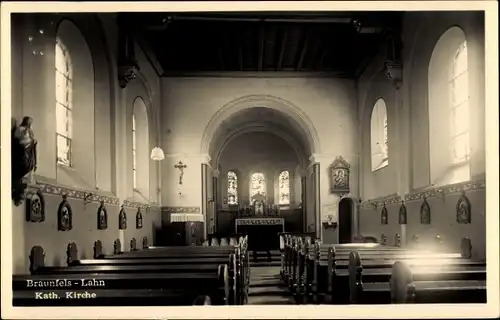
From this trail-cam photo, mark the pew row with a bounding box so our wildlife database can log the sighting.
[13,264,230,306]
[283,236,485,304]
[14,237,249,306]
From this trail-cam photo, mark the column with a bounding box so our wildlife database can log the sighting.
[301,175,307,232]
[395,86,408,246]
[212,170,219,233]
[201,163,209,241]
[313,163,321,239]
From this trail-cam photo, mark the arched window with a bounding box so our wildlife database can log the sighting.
[370,98,388,171]
[250,172,266,203]
[132,97,150,198]
[55,38,73,166]
[132,114,137,189]
[450,41,470,164]
[428,27,470,185]
[227,171,238,205]
[278,170,290,205]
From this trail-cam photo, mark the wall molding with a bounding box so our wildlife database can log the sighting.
[122,200,159,211]
[360,179,486,210]
[162,206,201,214]
[27,181,162,209]
[361,193,401,210]
[28,181,120,205]
[404,179,486,202]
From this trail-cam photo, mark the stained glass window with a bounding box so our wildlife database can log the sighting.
[449,41,470,164]
[278,170,290,205]
[55,38,73,166]
[227,171,238,205]
[132,114,137,189]
[250,172,266,203]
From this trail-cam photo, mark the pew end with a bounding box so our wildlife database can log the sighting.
[218,264,230,305]
[93,240,103,259]
[114,239,122,254]
[66,242,78,265]
[461,237,472,259]
[390,260,415,303]
[142,236,149,249]
[29,246,45,274]
[348,250,363,303]
[130,238,137,251]
[211,238,220,247]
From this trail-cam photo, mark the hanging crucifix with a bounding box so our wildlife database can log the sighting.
[174,161,187,185]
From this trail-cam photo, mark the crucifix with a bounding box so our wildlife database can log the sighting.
[174,161,187,185]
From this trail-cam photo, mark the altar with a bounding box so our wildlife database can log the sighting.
[235,217,284,252]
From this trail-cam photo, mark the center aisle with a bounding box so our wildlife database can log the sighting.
[246,251,295,305]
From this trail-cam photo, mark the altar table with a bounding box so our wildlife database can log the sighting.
[235,218,284,252]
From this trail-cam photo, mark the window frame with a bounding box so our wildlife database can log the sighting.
[132,113,137,189]
[370,98,389,172]
[55,37,73,167]
[249,172,267,203]
[278,170,291,206]
[448,41,471,166]
[227,170,238,205]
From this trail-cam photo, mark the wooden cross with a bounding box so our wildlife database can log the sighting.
[174,161,187,185]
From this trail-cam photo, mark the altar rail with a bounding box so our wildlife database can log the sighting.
[216,209,303,235]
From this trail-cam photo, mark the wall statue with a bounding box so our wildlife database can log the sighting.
[380,204,388,225]
[398,202,407,225]
[456,193,471,224]
[25,190,45,223]
[11,116,38,206]
[136,208,143,229]
[97,200,108,230]
[420,198,431,224]
[57,195,73,231]
[119,206,127,230]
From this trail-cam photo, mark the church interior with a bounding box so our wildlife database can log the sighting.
[8,10,488,306]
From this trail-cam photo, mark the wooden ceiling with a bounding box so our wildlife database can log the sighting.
[122,12,403,78]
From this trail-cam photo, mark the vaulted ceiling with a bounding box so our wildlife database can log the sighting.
[122,12,403,78]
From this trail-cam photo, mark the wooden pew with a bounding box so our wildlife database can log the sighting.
[14,266,230,306]
[352,251,486,304]
[295,237,485,304]
[282,232,460,288]
[95,236,250,304]
[13,245,234,306]
[283,236,402,292]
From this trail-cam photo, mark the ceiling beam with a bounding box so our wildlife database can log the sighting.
[277,29,288,71]
[297,29,312,70]
[258,24,265,71]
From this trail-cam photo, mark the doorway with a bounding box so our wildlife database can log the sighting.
[338,198,353,243]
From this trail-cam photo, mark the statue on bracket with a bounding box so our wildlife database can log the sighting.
[456,192,471,224]
[329,156,350,196]
[25,190,45,223]
[420,197,431,224]
[136,208,143,229]
[119,206,127,230]
[97,200,108,230]
[398,202,407,225]
[380,204,388,225]
[57,194,73,231]
[11,116,38,206]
